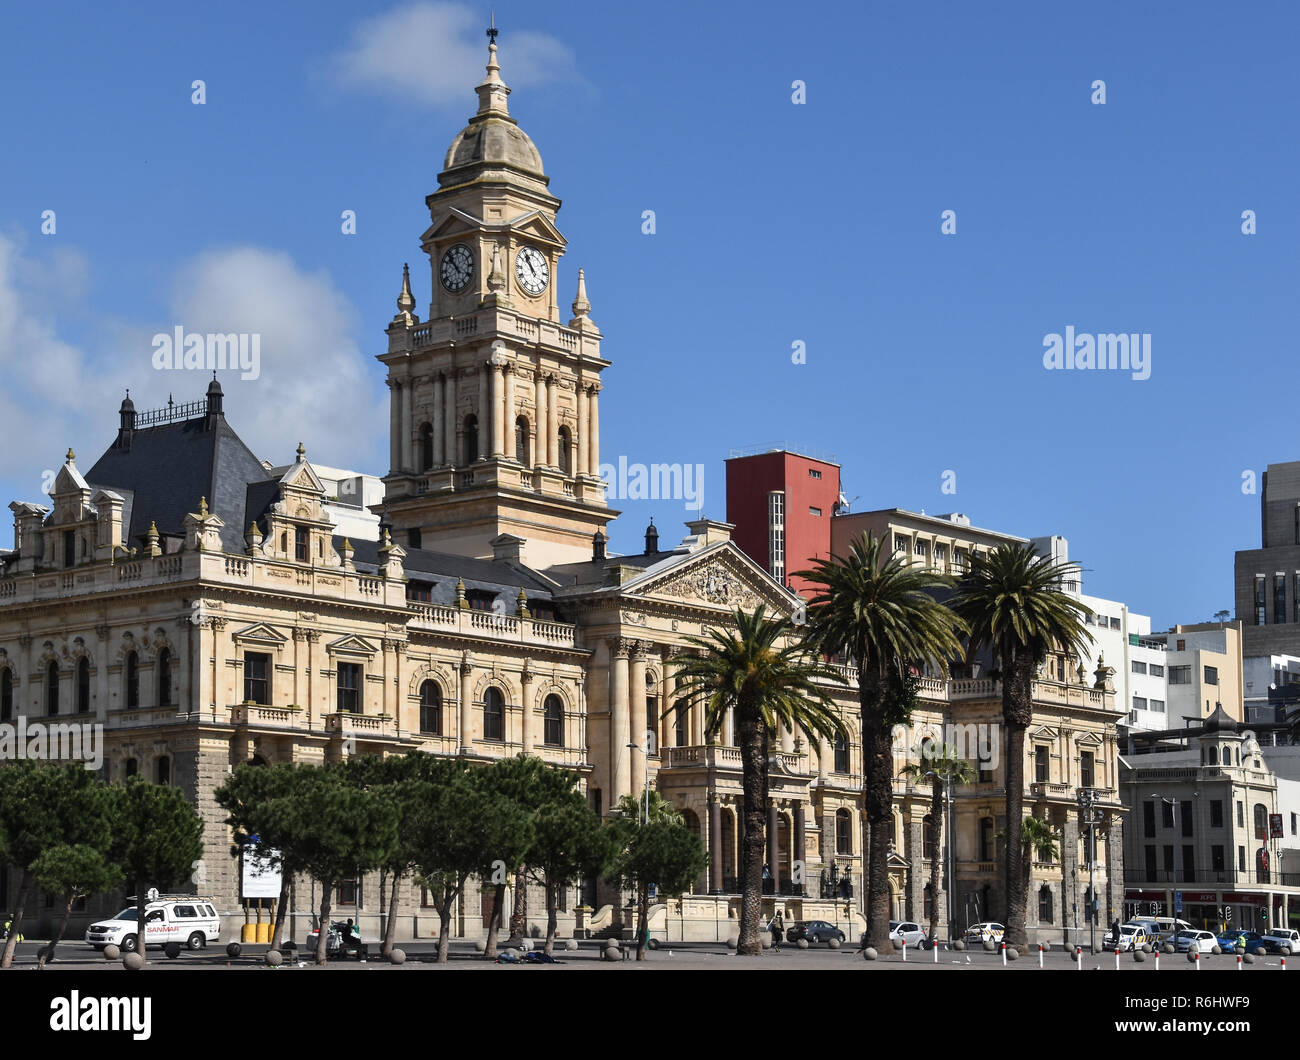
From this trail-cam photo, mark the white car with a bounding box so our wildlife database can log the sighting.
[1173,929,1220,955]
[85,898,221,953]
[889,921,927,947]
[963,922,1006,944]
[1261,928,1300,955]
[1104,923,1156,952]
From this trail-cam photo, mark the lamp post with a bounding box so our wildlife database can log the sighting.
[626,730,654,824]
[1078,787,1099,952]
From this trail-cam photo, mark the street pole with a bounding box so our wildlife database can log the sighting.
[945,771,954,943]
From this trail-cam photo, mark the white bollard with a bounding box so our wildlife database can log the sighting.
[1001,941,1007,966]
[933,940,938,963]
[1038,944,1044,969]
[1154,949,1159,971]
[1237,954,1242,971]
[1283,955,1287,971]
[1114,947,1120,971]
[1195,950,1200,971]
[1076,945,1082,970]
[902,940,907,962]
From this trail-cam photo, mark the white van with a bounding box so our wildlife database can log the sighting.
[1130,916,1192,942]
[85,897,221,953]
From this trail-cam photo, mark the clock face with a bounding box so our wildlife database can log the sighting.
[439,244,474,293]
[515,246,549,296]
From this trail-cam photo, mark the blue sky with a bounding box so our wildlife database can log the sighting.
[0,0,1295,628]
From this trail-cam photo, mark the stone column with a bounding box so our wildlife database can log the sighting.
[432,374,445,467]
[292,628,304,709]
[392,642,407,731]
[503,365,515,459]
[1061,816,1080,950]
[709,797,723,894]
[444,371,457,467]
[387,380,400,474]
[794,802,807,895]
[534,371,547,468]
[520,662,535,754]
[490,361,505,458]
[609,642,630,801]
[545,375,558,469]
[768,800,781,889]
[691,687,705,745]
[477,363,490,461]
[577,384,589,477]
[588,384,600,475]
[210,619,226,715]
[458,655,473,754]
[661,652,677,751]
[629,645,648,798]
[305,631,319,727]
[95,625,110,723]
[1105,814,1125,930]
[401,378,412,471]
[817,735,828,784]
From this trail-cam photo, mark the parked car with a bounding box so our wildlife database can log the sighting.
[963,922,1005,944]
[1259,928,1300,955]
[786,920,846,944]
[888,921,927,947]
[1172,929,1220,954]
[84,897,221,953]
[1104,923,1156,952]
[1216,930,1268,956]
[1129,916,1192,945]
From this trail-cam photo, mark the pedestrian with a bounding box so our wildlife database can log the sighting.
[1110,918,1120,943]
[341,918,362,959]
[770,913,783,950]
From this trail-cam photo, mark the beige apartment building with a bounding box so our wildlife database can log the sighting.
[0,39,1122,947]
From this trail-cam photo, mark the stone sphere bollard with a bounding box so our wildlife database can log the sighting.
[827,937,841,949]
[389,948,406,965]
[760,934,772,949]
[265,949,283,967]
[983,939,996,953]
[1187,949,1198,963]
[1244,952,1255,965]
[564,938,578,951]
[1039,941,1051,953]
[226,942,241,958]
[473,939,486,953]
[123,952,145,971]
[1069,947,1080,962]
[1006,947,1019,961]
[1141,943,1152,954]
[164,942,182,960]
[602,942,620,962]
[952,939,965,952]
[1163,942,1175,954]
[1133,949,1146,963]
[796,938,809,950]
[726,936,738,950]
[893,938,906,951]
[862,946,878,961]
[103,944,120,961]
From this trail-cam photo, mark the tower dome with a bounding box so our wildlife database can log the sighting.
[438,37,547,190]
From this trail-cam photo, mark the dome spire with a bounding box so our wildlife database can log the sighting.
[476,16,511,118]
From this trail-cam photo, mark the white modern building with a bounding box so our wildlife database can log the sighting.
[1243,652,1300,726]
[1032,535,1169,733]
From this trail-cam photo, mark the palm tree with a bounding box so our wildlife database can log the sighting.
[949,543,1091,949]
[797,532,967,950]
[998,815,1059,934]
[899,743,973,943]
[671,605,846,956]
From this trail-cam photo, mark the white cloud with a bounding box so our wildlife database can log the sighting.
[331,1,579,109]
[0,235,388,513]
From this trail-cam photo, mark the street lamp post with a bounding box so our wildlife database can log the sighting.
[626,730,654,824]
[1078,788,1099,952]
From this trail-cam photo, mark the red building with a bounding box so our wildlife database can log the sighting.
[725,449,842,596]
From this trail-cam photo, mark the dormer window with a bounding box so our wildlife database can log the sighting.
[466,590,496,612]
[295,528,309,562]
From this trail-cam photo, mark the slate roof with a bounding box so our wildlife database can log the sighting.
[340,537,558,608]
[86,414,281,555]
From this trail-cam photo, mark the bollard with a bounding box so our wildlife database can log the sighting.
[1115,947,1120,971]
[1001,941,1007,966]
[1283,955,1287,971]
[1195,950,1200,971]
[1237,954,1242,971]
[1154,949,1159,971]
[1076,945,1082,970]
[1038,944,1043,969]
[933,940,938,964]
[902,940,907,962]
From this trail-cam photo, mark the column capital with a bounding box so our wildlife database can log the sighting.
[612,639,633,659]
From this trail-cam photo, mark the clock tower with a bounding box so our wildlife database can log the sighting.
[378,29,614,567]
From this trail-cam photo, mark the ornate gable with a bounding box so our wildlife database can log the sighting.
[621,543,796,616]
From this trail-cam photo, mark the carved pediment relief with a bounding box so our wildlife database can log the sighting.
[628,547,792,616]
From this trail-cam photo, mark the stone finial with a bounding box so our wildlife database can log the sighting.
[339,538,355,571]
[145,521,162,558]
[1092,653,1115,693]
[516,587,529,618]
[569,268,599,332]
[487,242,506,293]
[394,263,417,325]
[296,441,306,463]
[455,578,468,609]
[198,497,209,518]
[65,448,76,463]
[475,20,511,118]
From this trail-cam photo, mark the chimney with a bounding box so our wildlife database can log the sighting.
[645,518,659,554]
[592,528,607,562]
[491,533,526,564]
[116,391,136,450]
[204,374,224,428]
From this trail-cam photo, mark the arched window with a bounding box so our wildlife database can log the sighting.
[835,808,852,854]
[1208,746,1218,765]
[0,668,11,722]
[76,658,90,714]
[1255,803,1268,841]
[156,756,171,785]
[833,732,849,773]
[979,817,995,862]
[419,423,434,471]
[1039,885,1053,924]
[483,686,504,741]
[557,426,571,475]
[157,649,172,707]
[125,651,139,709]
[514,416,529,465]
[46,661,60,715]
[463,414,479,464]
[543,694,564,747]
[419,681,442,735]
